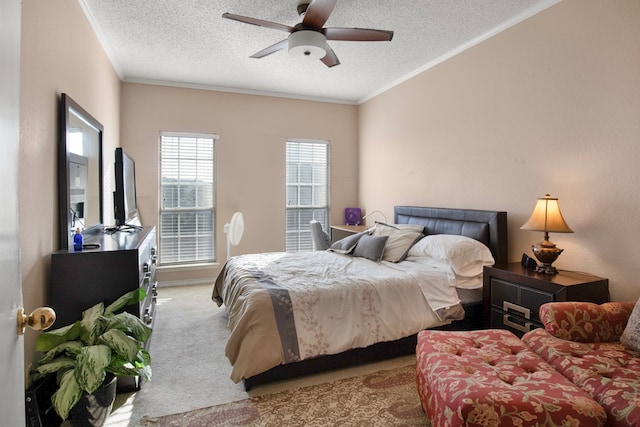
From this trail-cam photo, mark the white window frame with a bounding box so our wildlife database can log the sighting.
[286,139,330,252]
[159,132,218,265]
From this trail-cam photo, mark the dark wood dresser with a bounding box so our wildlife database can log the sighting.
[49,226,157,389]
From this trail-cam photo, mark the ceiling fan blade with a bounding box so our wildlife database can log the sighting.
[250,39,288,59]
[320,45,340,68]
[222,13,295,33]
[302,0,337,29]
[324,27,394,42]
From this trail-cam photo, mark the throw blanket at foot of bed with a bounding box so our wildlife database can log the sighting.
[415,329,607,427]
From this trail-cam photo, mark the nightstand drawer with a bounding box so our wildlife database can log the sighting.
[490,278,553,323]
[490,308,542,336]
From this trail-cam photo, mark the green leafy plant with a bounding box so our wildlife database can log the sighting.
[32,288,152,420]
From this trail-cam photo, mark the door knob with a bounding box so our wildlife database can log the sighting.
[17,307,56,335]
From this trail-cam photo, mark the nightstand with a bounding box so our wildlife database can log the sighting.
[483,263,609,337]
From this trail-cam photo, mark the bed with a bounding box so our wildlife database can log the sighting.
[212,206,507,390]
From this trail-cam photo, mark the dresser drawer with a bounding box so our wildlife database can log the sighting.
[490,277,553,323]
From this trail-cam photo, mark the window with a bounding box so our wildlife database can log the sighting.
[286,140,330,252]
[159,133,217,265]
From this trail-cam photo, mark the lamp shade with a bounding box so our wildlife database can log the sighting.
[520,194,574,233]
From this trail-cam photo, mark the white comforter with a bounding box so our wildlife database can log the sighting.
[212,250,463,383]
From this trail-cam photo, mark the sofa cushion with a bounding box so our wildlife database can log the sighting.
[621,299,640,352]
[539,301,635,343]
[523,328,640,427]
[416,329,607,427]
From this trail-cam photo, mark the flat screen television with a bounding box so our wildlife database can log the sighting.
[114,147,141,228]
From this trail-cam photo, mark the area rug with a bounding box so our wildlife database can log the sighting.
[139,364,429,426]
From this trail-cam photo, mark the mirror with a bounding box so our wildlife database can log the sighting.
[58,93,103,249]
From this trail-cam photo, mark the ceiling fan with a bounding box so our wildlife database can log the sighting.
[222,0,394,68]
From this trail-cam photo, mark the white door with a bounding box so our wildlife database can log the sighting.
[0,0,26,425]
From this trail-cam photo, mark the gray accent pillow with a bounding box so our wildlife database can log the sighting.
[384,230,424,262]
[353,235,389,262]
[621,299,640,352]
[372,224,425,263]
[329,231,368,254]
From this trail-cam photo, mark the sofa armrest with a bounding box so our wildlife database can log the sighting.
[539,301,635,342]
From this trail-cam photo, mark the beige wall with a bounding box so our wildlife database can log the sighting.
[119,83,358,284]
[18,0,639,375]
[19,0,121,371]
[17,0,357,370]
[359,0,640,301]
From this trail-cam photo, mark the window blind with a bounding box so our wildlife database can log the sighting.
[159,133,217,265]
[286,140,330,252]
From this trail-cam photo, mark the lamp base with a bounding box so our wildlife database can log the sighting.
[535,263,558,275]
[531,239,564,275]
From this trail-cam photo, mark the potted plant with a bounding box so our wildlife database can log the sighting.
[31,288,152,424]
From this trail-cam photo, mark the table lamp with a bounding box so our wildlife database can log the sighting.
[362,210,388,225]
[520,194,574,275]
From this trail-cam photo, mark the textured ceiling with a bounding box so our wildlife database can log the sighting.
[79,0,558,104]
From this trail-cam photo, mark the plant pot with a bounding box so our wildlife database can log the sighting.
[66,374,117,427]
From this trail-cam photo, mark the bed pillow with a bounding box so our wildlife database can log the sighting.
[407,234,494,277]
[371,222,401,232]
[621,299,640,352]
[393,224,426,232]
[371,223,424,263]
[352,235,388,262]
[328,231,368,254]
[371,222,425,233]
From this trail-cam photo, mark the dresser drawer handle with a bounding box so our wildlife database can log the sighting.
[143,308,153,325]
[503,314,535,333]
[503,301,531,319]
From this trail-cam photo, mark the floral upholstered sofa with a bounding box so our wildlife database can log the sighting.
[522,301,640,427]
[416,300,640,426]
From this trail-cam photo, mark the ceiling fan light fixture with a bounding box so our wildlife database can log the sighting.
[288,30,326,60]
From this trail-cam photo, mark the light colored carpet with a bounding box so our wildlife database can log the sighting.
[138,364,428,426]
[104,284,418,426]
